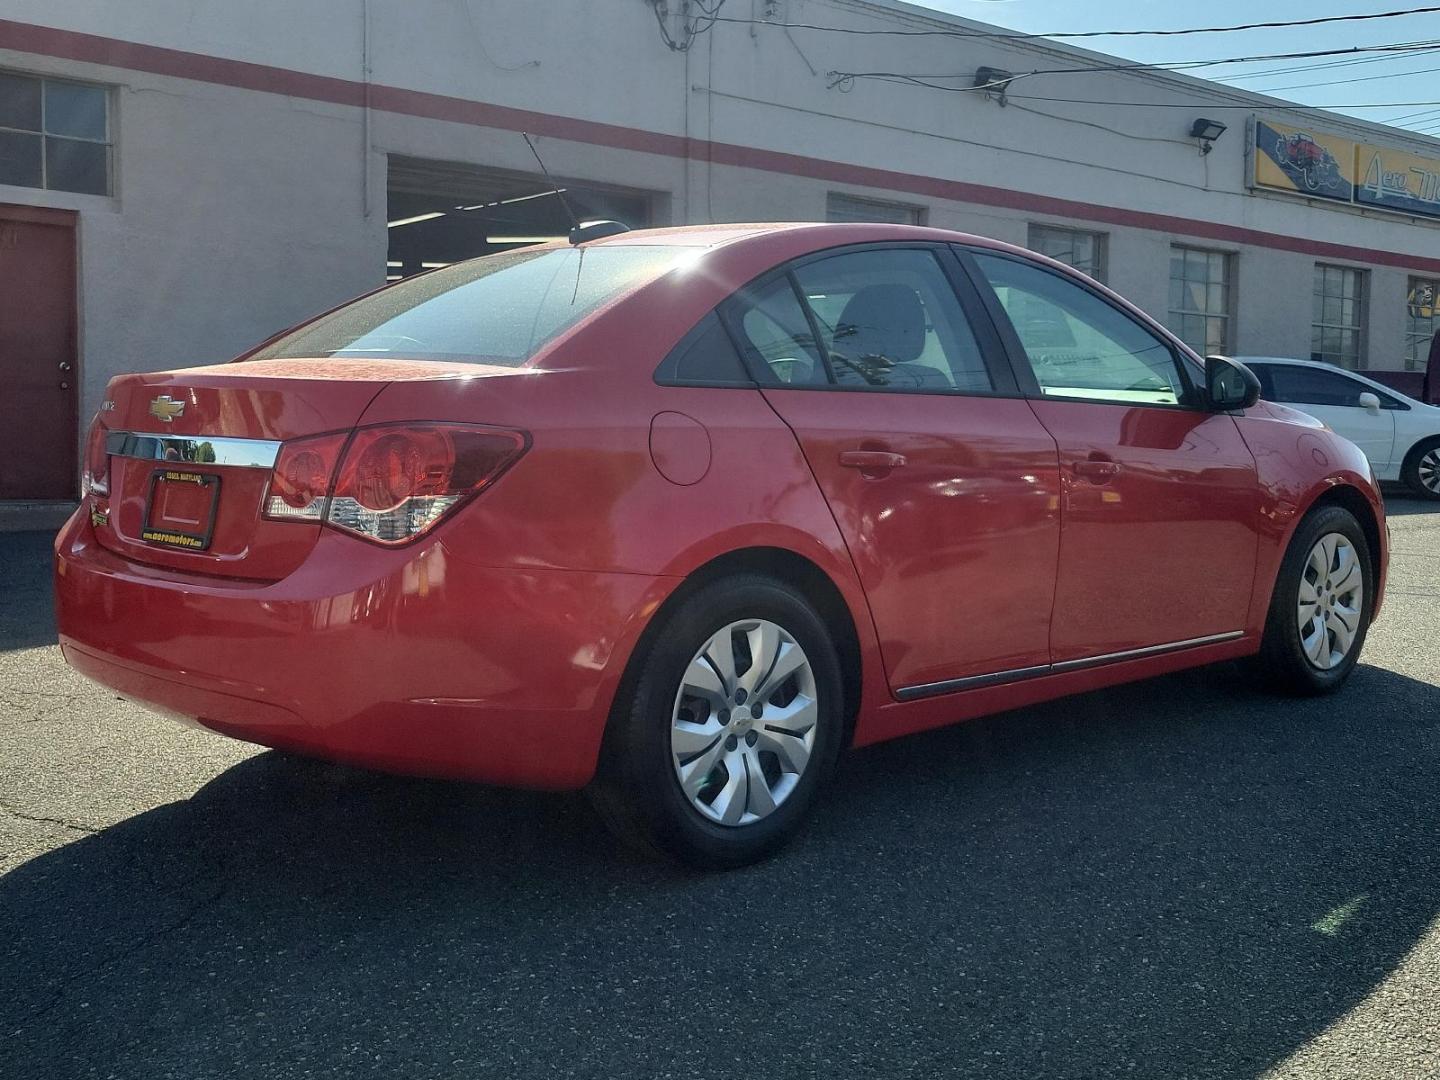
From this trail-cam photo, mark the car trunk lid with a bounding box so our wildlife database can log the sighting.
[90,358,500,580]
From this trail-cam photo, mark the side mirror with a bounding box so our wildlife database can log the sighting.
[1358,391,1381,415]
[1204,355,1261,411]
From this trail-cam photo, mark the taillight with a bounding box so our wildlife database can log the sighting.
[82,414,110,497]
[263,432,349,521]
[263,424,528,545]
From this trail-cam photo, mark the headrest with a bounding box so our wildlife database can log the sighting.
[834,284,927,364]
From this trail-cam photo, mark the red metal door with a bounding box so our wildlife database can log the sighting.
[764,389,1062,692]
[1028,401,1260,663]
[0,204,78,500]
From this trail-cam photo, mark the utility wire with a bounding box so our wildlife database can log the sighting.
[651,0,729,52]
[1208,61,1440,94]
[827,41,1440,94]
[1217,43,1440,82]
[712,6,1440,42]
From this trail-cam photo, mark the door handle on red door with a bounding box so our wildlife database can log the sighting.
[839,450,907,475]
[1073,458,1120,482]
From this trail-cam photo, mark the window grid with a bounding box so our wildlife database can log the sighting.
[1311,264,1366,370]
[1406,276,1439,372]
[0,71,111,195]
[1027,224,1107,283]
[825,192,925,226]
[1167,246,1232,357]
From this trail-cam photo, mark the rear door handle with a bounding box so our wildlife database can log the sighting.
[1073,458,1121,482]
[839,450,907,473]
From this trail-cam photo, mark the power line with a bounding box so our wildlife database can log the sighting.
[712,6,1440,42]
[1217,44,1440,83]
[1236,61,1440,94]
[1006,95,1440,110]
[827,40,1440,94]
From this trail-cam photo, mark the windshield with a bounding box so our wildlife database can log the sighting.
[248,245,688,365]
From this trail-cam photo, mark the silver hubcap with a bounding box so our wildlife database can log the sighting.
[1418,448,1440,494]
[1297,532,1364,671]
[670,619,819,827]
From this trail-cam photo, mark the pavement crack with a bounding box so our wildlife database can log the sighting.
[0,800,99,835]
[10,841,231,1033]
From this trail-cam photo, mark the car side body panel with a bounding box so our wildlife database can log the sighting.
[53,223,1390,789]
[1230,399,1389,629]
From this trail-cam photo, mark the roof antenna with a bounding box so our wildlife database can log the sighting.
[522,131,630,245]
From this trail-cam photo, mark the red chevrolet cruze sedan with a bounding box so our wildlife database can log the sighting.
[56,223,1387,867]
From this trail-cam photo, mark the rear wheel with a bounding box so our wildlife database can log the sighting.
[1401,437,1440,501]
[589,574,844,869]
[1255,505,1372,695]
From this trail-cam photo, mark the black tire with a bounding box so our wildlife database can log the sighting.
[1401,437,1440,501]
[588,574,845,870]
[1255,504,1373,696]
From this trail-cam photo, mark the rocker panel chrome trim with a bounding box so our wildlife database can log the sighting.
[894,631,1246,702]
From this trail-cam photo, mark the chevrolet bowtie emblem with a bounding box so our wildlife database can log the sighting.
[149,395,186,423]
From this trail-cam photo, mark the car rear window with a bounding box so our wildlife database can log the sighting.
[248,246,688,365]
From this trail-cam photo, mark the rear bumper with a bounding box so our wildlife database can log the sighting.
[54,510,676,789]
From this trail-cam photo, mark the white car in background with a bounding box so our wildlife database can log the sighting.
[1236,356,1440,500]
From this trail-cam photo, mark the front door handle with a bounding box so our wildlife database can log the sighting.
[1073,458,1121,483]
[839,450,907,475]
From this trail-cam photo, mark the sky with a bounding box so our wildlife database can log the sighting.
[917,1,1440,133]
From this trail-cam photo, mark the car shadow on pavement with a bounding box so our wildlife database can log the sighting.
[2,661,1439,1078]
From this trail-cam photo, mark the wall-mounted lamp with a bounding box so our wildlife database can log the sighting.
[1189,118,1228,155]
[975,66,1015,105]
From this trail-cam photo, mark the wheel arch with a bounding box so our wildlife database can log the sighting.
[1400,433,1440,481]
[601,546,866,756]
[1299,482,1385,604]
[1307,483,1382,584]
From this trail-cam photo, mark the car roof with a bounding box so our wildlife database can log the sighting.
[569,221,1034,258]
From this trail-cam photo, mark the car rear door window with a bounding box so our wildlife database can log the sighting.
[972,252,1191,407]
[789,249,996,393]
[730,276,831,386]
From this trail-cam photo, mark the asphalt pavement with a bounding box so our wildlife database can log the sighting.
[2,497,1439,1079]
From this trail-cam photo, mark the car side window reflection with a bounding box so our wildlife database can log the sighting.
[733,277,829,386]
[1262,365,1397,409]
[791,249,996,393]
[972,252,1190,407]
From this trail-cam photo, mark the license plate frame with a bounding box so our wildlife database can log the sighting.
[141,468,221,552]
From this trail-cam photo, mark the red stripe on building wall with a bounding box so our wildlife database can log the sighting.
[4,17,1440,275]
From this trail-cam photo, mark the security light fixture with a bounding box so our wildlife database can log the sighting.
[1190,118,1228,154]
[974,66,1015,104]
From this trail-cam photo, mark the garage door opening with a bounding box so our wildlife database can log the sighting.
[386,156,657,280]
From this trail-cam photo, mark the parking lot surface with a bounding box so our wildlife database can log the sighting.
[2,497,1439,1079]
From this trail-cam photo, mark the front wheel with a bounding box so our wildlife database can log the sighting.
[589,574,845,869]
[1255,505,1372,695]
[1401,438,1440,501]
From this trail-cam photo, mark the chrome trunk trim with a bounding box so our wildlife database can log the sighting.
[104,431,282,469]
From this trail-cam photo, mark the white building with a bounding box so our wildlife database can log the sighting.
[3,0,1440,513]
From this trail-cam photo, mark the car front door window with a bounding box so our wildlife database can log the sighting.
[971,252,1190,407]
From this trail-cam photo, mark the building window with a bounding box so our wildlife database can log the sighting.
[1027,224,1107,283]
[1167,246,1232,356]
[825,193,924,226]
[1312,264,1366,370]
[0,71,111,196]
[1406,276,1439,371]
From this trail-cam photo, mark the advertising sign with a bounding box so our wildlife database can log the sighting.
[1253,118,1356,203]
[1356,144,1440,218]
